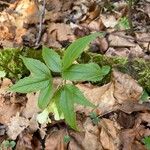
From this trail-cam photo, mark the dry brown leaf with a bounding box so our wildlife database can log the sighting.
[13,0,39,26]
[76,82,115,115]
[16,129,42,150]
[88,20,102,31]
[22,93,40,119]
[7,113,29,140]
[44,0,62,21]
[47,23,74,41]
[0,0,39,47]
[46,23,75,48]
[76,70,142,116]
[118,101,150,114]
[99,118,120,150]
[106,47,130,57]
[119,112,150,150]
[101,14,118,28]
[16,130,33,150]
[69,118,103,150]
[0,78,21,124]
[138,112,150,124]
[130,44,144,57]
[0,97,21,125]
[112,70,143,103]
[108,32,135,47]
[135,32,150,52]
[87,5,101,21]
[116,111,135,129]
[45,129,67,150]
[119,126,148,150]
[99,37,109,52]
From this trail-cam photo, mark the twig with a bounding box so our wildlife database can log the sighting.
[35,0,46,47]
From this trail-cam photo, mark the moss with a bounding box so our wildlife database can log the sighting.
[0,48,42,80]
[82,52,150,93]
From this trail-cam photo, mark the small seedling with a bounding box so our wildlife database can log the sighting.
[142,136,150,150]
[64,135,71,144]
[116,17,130,30]
[10,32,110,130]
[0,140,16,150]
[89,112,100,125]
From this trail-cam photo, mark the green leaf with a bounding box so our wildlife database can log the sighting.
[60,85,77,130]
[9,76,50,93]
[65,84,95,108]
[143,136,150,150]
[38,83,53,109]
[21,56,51,76]
[116,17,130,30]
[101,66,111,75]
[89,112,100,125]
[9,141,16,148]
[62,63,109,82]
[59,84,95,130]
[50,88,63,117]
[62,32,104,70]
[2,140,9,148]
[42,47,62,72]
[64,135,71,143]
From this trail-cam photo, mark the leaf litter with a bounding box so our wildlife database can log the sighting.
[0,0,150,149]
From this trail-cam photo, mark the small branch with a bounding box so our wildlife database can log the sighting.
[35,0,46,47]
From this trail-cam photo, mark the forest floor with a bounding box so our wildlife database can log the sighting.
[0,0,150,149]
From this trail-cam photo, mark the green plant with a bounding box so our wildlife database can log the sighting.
[0,48,42,79]
[10,32,110,130]
[116,17,130,30]
[0,140,16,150]
[89,112,100,125]
[64,135,71,143]
[142,136,150,150]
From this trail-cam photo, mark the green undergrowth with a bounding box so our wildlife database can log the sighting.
[0,48,150,93]
[79,52,150,93]
[0,48,42,79]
